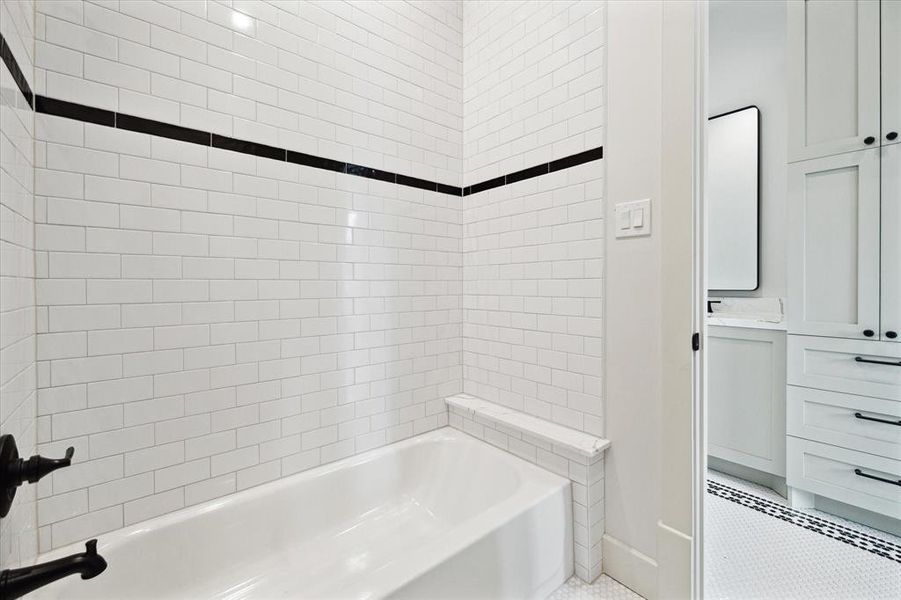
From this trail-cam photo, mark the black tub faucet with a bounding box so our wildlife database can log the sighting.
[0,539,107,600]
[1,434,74,518]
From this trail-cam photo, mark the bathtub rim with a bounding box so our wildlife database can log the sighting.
[35,426,572,596]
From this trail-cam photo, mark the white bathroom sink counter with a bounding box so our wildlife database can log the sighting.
[706,315,787,330]
[707,297,786,330]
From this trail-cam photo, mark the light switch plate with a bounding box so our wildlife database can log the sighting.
[614,199,651,238]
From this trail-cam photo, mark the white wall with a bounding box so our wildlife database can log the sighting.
[603,3,705,597]
[0,0,38,570]
[602,2,662,596]
[31,0,463,552]
[709,0,786,299]
[461,0,606,435]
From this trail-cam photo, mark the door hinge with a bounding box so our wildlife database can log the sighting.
[691,332,700,351]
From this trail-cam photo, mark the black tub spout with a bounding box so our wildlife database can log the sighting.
[0,539,107,600]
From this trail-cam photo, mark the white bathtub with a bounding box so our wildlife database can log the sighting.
[33,428,573,599]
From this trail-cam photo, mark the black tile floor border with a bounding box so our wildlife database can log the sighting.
[0,32,33,108]
[33,92,603,198]
[707,479,901,564]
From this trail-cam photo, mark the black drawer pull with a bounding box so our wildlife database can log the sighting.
[854,412,901,426]
[854,356,901,367]
[853,468,901,487]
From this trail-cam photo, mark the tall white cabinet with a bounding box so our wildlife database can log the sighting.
[787,0,901,524]
[787,0,881,161]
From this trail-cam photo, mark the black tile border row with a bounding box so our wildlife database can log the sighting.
[463,146,603,197]
[34,93,604,198]
[707,479,901,564]
[0,32,33,108]
[2,36,603,198]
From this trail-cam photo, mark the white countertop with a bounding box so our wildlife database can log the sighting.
[706,297,786,330]
[706,315,787,330]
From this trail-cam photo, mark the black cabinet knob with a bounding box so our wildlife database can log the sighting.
[888,132,899,141]
[887,331,898,339]
[864,136,876,145]
[863,329,875,337]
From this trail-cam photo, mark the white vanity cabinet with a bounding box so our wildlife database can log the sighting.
[787,0,880,162]
[708,325,786,477]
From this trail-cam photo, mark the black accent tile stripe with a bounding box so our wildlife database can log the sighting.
[506,163,549,185]
[286,150,345,173]
[120,113,209,145]
[345,163,394,183]
[212,134,283,161]
[548,146,604,173]
[437,183,463,196]
[469,175,505,195]
[463,146,604,197]
[32,93,604,197]
[707,479,901,564]
[35,96,115,127]
[0,32,33,108]
[397,173,437,192]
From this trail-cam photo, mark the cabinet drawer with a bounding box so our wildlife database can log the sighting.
[787,437,901,519]
[787,386,901,460]
[787,336,901,400]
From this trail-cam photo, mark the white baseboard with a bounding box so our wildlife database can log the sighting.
[601,533,658,600]
[656,520,692,599]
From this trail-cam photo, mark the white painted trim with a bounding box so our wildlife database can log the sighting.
[693,2,709,599]
[601,533,658,600]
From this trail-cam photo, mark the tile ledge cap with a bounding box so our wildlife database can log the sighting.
[445,393,610,459]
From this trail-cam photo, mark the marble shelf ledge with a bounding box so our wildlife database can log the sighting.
[445,394,610,461]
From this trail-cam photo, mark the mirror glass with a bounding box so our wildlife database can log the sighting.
[708,106,759,291]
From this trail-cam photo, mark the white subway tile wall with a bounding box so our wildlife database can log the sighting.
[0,0,37,570]
[8,0,610,563]
[31,0,463,552]
[462,2,605,435]
[463,0,605,182]
[35,0,463,185]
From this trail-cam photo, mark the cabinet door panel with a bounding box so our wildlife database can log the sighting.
[787,151,880,338]
[883,144,901,341]
[708,326,786,476]
[883,0,901,145]
[788,0,880,161]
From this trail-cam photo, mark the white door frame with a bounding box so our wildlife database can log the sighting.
[692,1,709,598]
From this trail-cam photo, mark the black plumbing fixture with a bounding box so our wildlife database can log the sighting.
[0,539,107,600]
[0,434,74,518]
